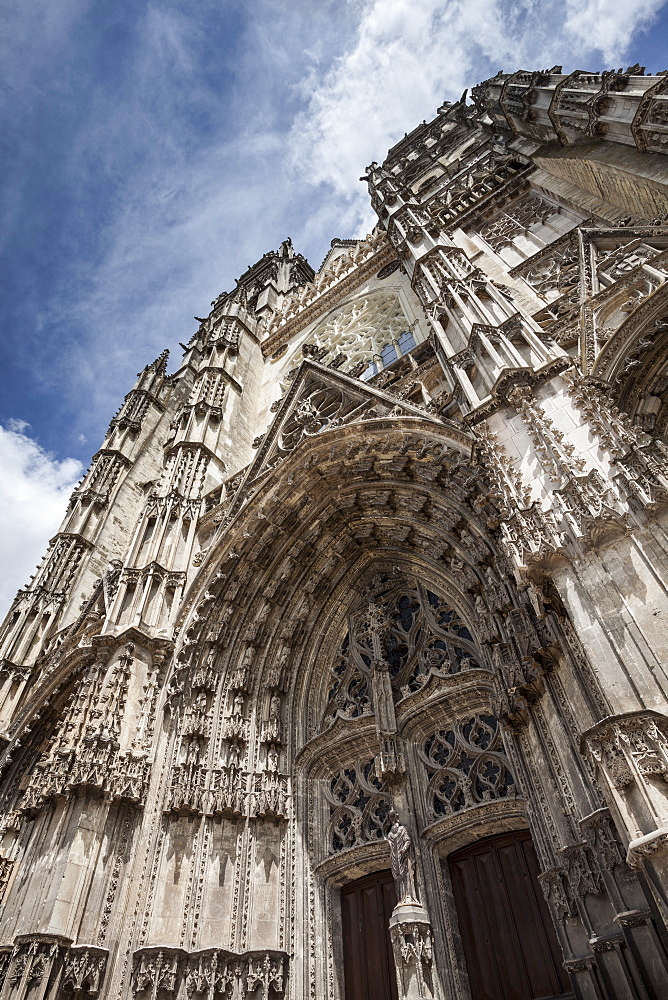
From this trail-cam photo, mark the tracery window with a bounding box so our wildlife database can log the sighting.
[397,329,416,353]
[325,759,391,854]
[282,292,420,390]
[380,342,398,367]
[323,574,482,727]
[419,715,516,822]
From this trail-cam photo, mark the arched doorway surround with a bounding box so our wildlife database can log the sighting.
[166,419,660,998]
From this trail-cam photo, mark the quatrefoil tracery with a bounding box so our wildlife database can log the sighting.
[420,715,516,820]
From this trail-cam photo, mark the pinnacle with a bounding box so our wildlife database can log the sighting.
[141,349,170,376]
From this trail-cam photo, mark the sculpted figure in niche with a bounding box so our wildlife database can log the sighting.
[227,740,241,768]
[266,744,279,772]
[386,809,419,904]
[474,593,487,616]
[269,692,282,722]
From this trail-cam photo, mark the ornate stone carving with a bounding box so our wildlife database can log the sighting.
[325,760,390,854]
[428,147,528,232]
[324,574,482,725]
[479,193,560,253]
[507,384,585,487]
[5,938,63,991]
[559,842,605,896]
[17,638,165,815]
[132,948,288,998]
[61,946,108,996]
[0,856,13,904]
[539,867,576,919]
[133,948,182,994]
[627,829,668,871]
[389,911,436,1000]
[583,711,668,790]
[580,809,624,870]
[249,770,289,821]
[420,715,516,821]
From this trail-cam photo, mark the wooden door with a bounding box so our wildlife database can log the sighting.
[449,831,572,1000]
[341,869,398,1000]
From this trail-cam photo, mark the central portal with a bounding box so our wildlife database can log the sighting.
[341,869,398,1000]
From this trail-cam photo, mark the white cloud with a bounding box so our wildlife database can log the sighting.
[565,0,665,63]
[0,422,83,613]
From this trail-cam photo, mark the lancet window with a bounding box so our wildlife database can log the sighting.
[419,715,516,822]
[323,574,482,727]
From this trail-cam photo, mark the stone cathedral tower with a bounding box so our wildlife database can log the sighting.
[2,64,668,1000]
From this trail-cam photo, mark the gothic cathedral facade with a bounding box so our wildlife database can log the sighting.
[2,65,668,1000]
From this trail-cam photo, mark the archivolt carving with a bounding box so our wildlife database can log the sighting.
[419,715,516,821]
[591,291,668,437]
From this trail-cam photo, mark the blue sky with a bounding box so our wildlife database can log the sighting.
[1,0,668,610]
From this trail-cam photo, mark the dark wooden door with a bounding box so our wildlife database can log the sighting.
[341,869,399,1000]
[449,831,572,1000]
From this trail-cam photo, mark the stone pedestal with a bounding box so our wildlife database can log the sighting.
[389,901,441,1000]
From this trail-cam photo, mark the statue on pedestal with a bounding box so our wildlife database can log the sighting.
[386,809,419,904]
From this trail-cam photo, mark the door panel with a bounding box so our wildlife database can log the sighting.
[341,869,398,1000]
[449,831,572,1000]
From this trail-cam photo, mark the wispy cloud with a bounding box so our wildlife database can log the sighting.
[0,421,83,611]
[565,0,665,62]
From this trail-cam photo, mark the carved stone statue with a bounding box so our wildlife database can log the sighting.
[386,809,419,904]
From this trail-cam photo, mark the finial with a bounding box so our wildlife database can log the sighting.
[139,348,169,377]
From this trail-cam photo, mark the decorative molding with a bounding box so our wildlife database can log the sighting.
[132,947,288,998]
[464,358,571,425]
